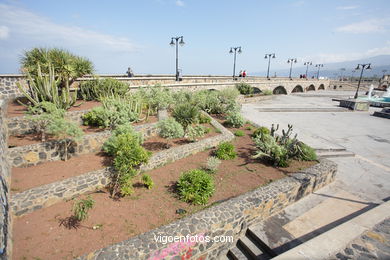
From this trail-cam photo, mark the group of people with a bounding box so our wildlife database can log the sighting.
[299,74,307,79]
[239,70,247,77]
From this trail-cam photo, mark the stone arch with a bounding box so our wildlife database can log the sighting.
[306,84,315,91]
[333,85,337,89]
[292,85,304,93]
[252,87,261,94]
[318,84,325,90]
[339,85,343,88]
[207,88,218,91]
[273,86,287,95]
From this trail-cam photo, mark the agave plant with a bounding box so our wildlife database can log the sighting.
[17,64,76,109]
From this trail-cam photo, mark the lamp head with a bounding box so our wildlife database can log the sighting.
[169,38,175,46]
[272,54,276,58]
[366,64,371,70]
[355,64,360,70]
[238,47,242,54]
[264,54,268,59]
[229,48,233,54]
[179,37,185,46]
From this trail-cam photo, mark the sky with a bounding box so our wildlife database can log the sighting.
[0,0,390,75]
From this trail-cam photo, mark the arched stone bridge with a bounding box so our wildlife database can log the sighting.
[0,74,332,99]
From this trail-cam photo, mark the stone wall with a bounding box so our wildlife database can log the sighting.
[0,76,23,99]
[76,159,337,260]
[7,109,86,136]
[0,99,11,259]
[8,122,159,168]
[10,113,234,216]
[237,94,274,104]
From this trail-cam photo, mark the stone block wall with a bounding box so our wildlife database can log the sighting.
[8,122,159,168]
[0,76,23,99]
[76,159,337,260]
[0,99,11,259]
[7,109,86,136]
[10,113,234,216]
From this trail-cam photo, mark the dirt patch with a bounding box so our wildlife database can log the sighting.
[12,124,316,260]
[11,152,111,193]
[6,100,102,118]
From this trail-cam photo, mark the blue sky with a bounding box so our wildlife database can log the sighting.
[0,0,389,75]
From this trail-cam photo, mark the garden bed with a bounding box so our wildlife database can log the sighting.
[12,123,315,260]
[6,99,101,118]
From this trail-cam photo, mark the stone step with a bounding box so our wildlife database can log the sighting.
[317,150,355,158]
[247,223,287,256]
[227,246,248,260]
[255,107,348,112]
[237,236,270,260]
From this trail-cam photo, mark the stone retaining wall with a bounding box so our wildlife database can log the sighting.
[237,94,274,104]
[0,99,12,259]
[10,113,234,216]
[7,109,86,136]
[76,159,337,260]
[8,122,159,168]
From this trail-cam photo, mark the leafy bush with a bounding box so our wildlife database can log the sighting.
[225,111,245,128]
[246,126,254,131]
[186,125,206,142]
[236,83,254,95]
[204,157,221,173]
[47,117,83,160]
[141,174,154,189]
[177,169,215,205]
[172,104,200,129]
[234,130,245,137]
[157,118,184,139]
[72,196,95,221]
[252,124,317,167]
[198,113,211,124]
[219,88,240,103]
[215,142,236,160]
[82,96,141,129]
[111,132,151,197]
[78,78,129,101]
[103,123,143,156]
[262,89,273,95]
[252,126,270,138]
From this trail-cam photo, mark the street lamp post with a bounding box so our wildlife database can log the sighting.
[264,53,275,79]
[315,64,324,79]
[287,58,297,79]
[304,61,312,79]
[170,36,185,81]
[229,47,242,80]
[354,63,371,99]
[351,70,356,81]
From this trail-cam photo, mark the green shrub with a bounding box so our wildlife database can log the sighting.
[177,169,215,205]
[219,88,240,103]
[186,125,206,142]
[253,133,289,167]
[78,78,129,101]
[246,126,254,131]
[225,111,245,128]
[215,142,236,160]
[111,132,151,196]
[198,113,211,124]
[204,156,221,173]
[263,89,273,95]
[172,104,200,129]
[82,96,141,129]
[139,86,174,112]
[157,118,184,139]
[298,142,317,161]
[103,123,143,156]
[72,196,95,222]
[47,118,83,160]
[141,174,154,189]
[234,130,245,137]
[236,83,254,95]
[252,126,271,138]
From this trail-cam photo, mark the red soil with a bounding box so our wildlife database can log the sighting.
[12,124,316,260]
[6,100,101,118]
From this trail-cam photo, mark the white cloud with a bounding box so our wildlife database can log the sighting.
[0,25,9,39]
[0,4,138,52]
[337,5,359,10]
[175,0,184,7]
[305,43,390,64]
[336,19,389,34]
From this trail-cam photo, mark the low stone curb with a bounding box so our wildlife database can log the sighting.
[75,159,337,260]
[10,113,234,216]
[8,122,159,168]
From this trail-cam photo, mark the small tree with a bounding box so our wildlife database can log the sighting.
[47,118,83,160]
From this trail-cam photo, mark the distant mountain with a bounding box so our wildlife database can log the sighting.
[252,55,390,79]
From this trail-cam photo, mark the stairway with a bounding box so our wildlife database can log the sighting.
[226,228,278,260]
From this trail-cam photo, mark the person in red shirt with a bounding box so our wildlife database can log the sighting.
[243,70,247,77]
